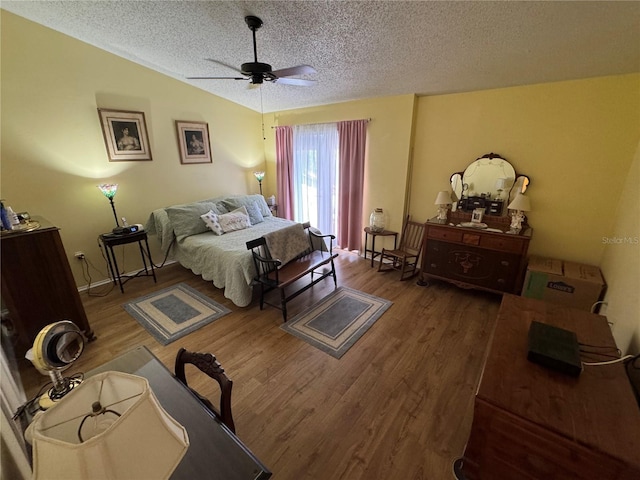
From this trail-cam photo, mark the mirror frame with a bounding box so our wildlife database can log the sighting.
[450,152,530,217]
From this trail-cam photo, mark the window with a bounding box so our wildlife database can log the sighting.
[292,123,338,237]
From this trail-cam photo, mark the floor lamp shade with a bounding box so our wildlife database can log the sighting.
[26,371,189,480]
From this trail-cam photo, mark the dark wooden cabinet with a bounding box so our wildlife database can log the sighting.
[462,295,640,479]
[420,218,531,295]
[1,217,95,353]
[456,196,505,216]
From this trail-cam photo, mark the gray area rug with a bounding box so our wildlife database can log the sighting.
[281,287,392,359]
[123,283,231,345]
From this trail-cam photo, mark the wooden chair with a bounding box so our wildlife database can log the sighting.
[377,216,426,280]
[174,348,236,433]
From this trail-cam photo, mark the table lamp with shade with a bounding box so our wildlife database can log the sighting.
[25,371,190,480]
[434,191,452,220]
[507,193,531,230]
[97,183,124,234]
[253,171,265,195]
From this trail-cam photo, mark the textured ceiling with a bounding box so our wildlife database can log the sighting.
[3,1,639,113]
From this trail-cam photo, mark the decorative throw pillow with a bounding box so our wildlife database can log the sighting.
[218,206,251,233]
[200,210,224,236]
[244,201,264,225]
[222,194,272,217]
[165,201,220,240]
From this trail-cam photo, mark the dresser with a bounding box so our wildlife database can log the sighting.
[1,217,95,353]
[419,216,532,295]
[461,295,640,479]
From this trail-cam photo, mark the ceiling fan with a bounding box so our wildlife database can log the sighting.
[188,15,317,87]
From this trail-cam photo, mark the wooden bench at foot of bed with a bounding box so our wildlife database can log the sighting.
[246,222,338,321]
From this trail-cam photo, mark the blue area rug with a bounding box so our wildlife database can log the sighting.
[281,287,392,359]
[123,283,231,345]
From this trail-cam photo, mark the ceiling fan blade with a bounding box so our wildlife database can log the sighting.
[186,76,247,80]
[205,58,244,75]
[274,77,317,87]
[271,65,317,78]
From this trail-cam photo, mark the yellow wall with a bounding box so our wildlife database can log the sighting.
[410,75,640,264]
[1,12,263,284]
[264,95,416,248]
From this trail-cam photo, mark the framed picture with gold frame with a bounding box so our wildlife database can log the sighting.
[97,109,152,162]
[175,121,212,164]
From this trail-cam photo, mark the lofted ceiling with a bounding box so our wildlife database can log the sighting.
[2,1,639,113]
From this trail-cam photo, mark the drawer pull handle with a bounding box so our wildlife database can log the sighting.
[497,279,505,284]
[501,260,509,266]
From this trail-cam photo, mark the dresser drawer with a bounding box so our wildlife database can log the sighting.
[427,226,463,242]
[479,234,525,254]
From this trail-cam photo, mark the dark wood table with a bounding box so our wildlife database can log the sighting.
[363,227,398,267]
[99,231,157,293]
[89,346,271,480]
[461,295,640,479]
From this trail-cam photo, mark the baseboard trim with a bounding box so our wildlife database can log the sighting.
[76,260,177,293]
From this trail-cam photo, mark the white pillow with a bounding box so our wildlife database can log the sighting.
[219,206,251,233]
[200,210,224,236]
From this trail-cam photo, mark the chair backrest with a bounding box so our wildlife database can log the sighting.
[399,217,426,256]
[174,348,236,433]
[246,221,314,277]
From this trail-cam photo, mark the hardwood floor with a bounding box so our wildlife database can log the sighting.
[17,251,502,479]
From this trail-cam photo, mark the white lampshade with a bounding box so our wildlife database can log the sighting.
[508,193,531,211]
[26,371,189,480]
[434,191,452,205]
[495,178,506,190]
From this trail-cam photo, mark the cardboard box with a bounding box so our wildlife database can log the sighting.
[522,256,606,312]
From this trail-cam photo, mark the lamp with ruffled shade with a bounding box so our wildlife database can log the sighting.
[253,171,265,195]
[97,183,123,234]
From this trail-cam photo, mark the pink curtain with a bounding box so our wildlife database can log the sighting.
[275,126,294,219]
[337,120,368,251]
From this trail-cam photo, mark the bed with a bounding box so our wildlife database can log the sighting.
[145,194,300,307]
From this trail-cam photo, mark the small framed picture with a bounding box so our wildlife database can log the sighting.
[471,208,485,223]
[175,121,212,164]
[98,109,152,162]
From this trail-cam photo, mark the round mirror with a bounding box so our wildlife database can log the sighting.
[462,153,516,199]
[450,153,529,216]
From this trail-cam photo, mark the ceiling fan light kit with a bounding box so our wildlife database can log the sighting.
[188,15,317,87]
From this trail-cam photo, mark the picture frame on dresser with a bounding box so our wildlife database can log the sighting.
[98,108,152,162]
[175,120,212,164]
[471,208,484,223]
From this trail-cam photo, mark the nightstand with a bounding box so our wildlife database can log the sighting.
[99,230,157,293]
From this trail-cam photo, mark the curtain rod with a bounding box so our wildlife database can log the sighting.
[270,118,371,129]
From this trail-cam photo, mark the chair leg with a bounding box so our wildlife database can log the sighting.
[331,258,337,287]
[281,288,288,321]
[400,258,418,281]
[259,283,265,310]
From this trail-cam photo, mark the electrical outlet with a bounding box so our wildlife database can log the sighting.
[74,251,85,260]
